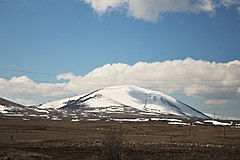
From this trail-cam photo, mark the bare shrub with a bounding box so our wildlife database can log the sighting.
[100,129,123,160]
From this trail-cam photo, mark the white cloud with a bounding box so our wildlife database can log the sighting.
[84,0,127,15]
[84,0,240,22]
[219,0,240,13]
[0,76,72,105]
[205,99,228,105]
[220,0,240,7]
[193,0,216,14]
[126,0,192,22]
[0,58,240,106]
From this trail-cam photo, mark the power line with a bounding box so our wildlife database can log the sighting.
[0,68,57,76]
[0,76,61,84]
[1,67,240,82]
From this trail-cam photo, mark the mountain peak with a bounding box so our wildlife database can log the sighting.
[39,85,209,119]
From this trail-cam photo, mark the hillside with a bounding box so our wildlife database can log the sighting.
[40,85,210,119]
[0,97,25,108]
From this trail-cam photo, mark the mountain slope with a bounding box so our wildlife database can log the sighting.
[40,85,210,119]
[0,97,26,115]
[0,97,25,108]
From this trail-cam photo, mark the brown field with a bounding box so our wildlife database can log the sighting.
[0,117,240,160]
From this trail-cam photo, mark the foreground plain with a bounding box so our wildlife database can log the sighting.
[0,118,240,160]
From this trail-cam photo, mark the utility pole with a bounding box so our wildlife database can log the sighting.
[218,126,221,138]
[189,125,192,136]
[224,126,226,139]
[194,125,197,138]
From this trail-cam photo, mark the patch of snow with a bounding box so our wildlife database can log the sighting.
[195,121,204,125]
[5,113,24,117]
[1,110,9,114]
[63,114,68,118]
[0,105,22,113]
[71,119,79,122]
[23,118,30,121]
[0,105,8,113]
[38,115,48,118]
[34,108,49,114]
[204,120,232,126]
[168,122,191,126]
[29,114,37,117]
[86,119,100,121]
[72,115,78,119]
[111,118,149,122]
[51,116,62,121]
[150,118,182,122]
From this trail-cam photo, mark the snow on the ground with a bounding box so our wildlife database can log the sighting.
[23,118,30,121]
[72,115,78,119]
[0,105,22,114]
[51,116,62,121]
[0,105,8,113]
[111,118,149,122]
[5,113,24,117]
[86,119,100,121]
[34,108,49,114]
[204,120,232,126]
[195,121,204,125]
[29,114,37,117]
[205,113,240,120]
[150,118,182,122]
[71,119,79,122]
[168,122,191,126]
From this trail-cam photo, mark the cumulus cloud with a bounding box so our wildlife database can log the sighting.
[0,76,73,105]
[0,58,240,105]
[84,0,240,22]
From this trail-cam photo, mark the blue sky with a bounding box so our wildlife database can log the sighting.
[1,0,239,77]
[0,0,240,117]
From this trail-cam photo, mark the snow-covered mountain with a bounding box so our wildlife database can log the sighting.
[40,85,210,119]
[0,97,50,118]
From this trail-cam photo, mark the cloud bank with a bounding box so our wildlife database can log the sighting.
[0,58,239,106]
[84,0,240,22]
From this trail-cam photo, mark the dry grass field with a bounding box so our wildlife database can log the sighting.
[0,117,240,160]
